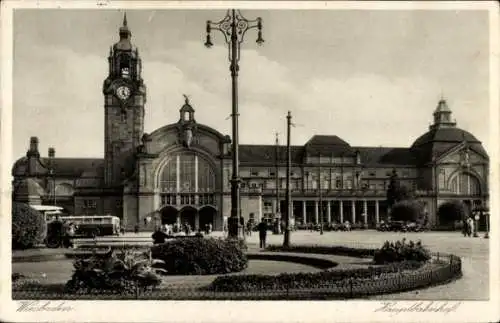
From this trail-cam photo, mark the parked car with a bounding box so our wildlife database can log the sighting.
[388,221,407,232]
[405,222,426,232]
[377,222,391,232]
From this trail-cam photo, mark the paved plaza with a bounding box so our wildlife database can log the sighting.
[247,230,490,300]
[13,230,489,300]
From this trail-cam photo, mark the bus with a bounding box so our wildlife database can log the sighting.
[30,205,66,222]
[58,215,121,237]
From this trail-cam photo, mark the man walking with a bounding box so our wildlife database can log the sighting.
[258,220,268,249]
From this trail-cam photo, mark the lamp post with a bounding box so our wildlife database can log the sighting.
[284,111,292,247]
[484,208,489,239]
[318,153,323,235]
[205,10,264,238]
[275,132,281,234]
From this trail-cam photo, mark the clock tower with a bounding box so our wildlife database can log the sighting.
[103,13,146,188]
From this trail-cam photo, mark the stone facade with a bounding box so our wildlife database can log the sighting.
[11,17,490,231]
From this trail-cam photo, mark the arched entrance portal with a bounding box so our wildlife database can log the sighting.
[180,206,197,230]
[161,206,178,225]
[199,206,217,231]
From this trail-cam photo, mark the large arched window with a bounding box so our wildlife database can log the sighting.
[159,152,216,193]
[449,172,481,195]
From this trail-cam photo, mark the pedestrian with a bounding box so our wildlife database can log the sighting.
[258,220,267,249]
[462,218,468,237]
[152,227,168,244]
[62,221,74,248]
[246,221,252,236]
[208,223,212,234]
[468,217,475,237]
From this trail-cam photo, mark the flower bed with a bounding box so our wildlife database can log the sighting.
[64,249,166,295]
[373,239,431,264]
[12,239,463,299]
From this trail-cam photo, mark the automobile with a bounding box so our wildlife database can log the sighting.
[405,222,426,232]
[377,222,391,232]
[388,221,407,232]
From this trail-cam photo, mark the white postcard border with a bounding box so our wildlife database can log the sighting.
[1,1,499,323]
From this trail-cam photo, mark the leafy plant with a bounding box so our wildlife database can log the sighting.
[373,239,431,264]
[65,248,166,294]
[12,202,46,249]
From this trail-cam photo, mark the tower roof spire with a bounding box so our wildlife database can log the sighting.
[119,12,131,38]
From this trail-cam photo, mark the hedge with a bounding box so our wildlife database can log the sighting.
[265,244,376,258]
[151,237,248,275]
[12,202,46,249]
[205,261,423,292]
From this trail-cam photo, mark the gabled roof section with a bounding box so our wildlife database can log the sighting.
[239,145,304,164]
[304,135,354,156]
[41,158,104,177]
[305,135,351,147]
[355,147,417,166]
[12,156,105,178]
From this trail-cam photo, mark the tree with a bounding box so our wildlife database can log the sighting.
[386,169,414,208]
[12,202,46,249]
[391,200,425,222]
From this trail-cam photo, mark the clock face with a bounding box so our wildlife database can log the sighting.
[116,86,131,100]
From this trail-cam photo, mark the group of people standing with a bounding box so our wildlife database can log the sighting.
[158,222,213,236]
[462,216,476,237]
[47,215,75,248]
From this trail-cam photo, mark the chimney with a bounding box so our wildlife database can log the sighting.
[48,147,55,158]
[27,136,40,158]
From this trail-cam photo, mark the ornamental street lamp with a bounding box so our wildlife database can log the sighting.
[205,10,264,238]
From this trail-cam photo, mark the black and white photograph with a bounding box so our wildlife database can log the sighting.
[1,1,498,322]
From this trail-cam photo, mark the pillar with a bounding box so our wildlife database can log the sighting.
[258,196,262,222]
[176,155,181,205]
[195,212,200,231]
[363,200,368,225]
[339,200,344,223]
[375,200,380,224]
[176,155,180,192]
[351,200,356,223]
[314,200,319,224]
[302,200,307,224]
[326,201,331,223]
[195,155,199,193]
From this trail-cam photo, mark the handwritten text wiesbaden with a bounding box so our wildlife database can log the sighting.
[17,301,74,312]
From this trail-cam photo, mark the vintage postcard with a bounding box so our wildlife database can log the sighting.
[1,1,499,322]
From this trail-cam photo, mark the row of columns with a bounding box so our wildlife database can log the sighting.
[303,200,380,224]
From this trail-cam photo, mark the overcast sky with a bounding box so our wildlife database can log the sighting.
[12,8,490,162]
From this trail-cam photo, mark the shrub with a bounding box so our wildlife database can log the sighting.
[151,237,248,275]
[390,200,424,222]
[438,201,467,224]
[373,239,431,264]
[65,249,165,294]
[12,202,46,249]
[266,245,376,258]
[206,261,423,292]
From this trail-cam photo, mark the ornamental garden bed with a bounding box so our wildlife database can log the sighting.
[12,239,463,300]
